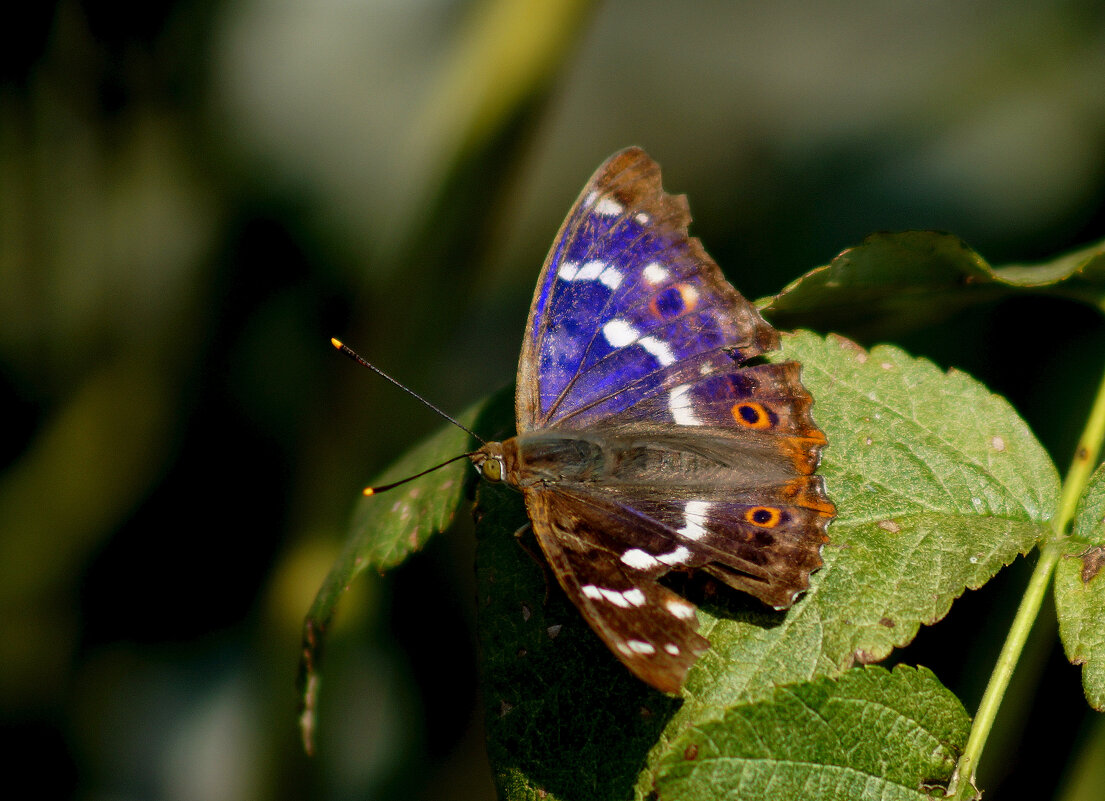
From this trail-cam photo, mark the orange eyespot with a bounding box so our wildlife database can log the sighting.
[732,401,771,429]
[649,283,700,318]
[746,506,782,528]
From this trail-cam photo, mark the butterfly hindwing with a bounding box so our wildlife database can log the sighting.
[525,488,709,693]
[547,478,831,610]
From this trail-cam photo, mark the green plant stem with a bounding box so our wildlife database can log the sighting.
[947,363,1105,799]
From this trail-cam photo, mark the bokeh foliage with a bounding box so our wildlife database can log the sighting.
[3,1,1105,800]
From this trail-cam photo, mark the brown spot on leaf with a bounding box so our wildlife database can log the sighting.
[878,520,901,533]
[684,743,699,761]
[854,649,880,664]
[1078,446,1090,461]
[499,700,513,718]
[879,617,895,628]
[831,333,868,361]
[1079,545,1105,584]
[546,624,562,639]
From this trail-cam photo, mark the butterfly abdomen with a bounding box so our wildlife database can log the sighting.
[504,428,800,491]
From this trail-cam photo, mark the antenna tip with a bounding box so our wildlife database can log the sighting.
[362,487,375,496]
[330,337,344,349]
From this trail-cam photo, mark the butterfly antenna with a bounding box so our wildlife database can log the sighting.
[361,451,478,496]
[330,338,487,446]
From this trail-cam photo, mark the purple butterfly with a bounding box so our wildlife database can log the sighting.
[472,148,834,692]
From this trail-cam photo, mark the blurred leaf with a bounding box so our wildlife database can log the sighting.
[0,359,173,702]
[653,666,970,801]
[474,331,1057,800]
[1056,713,1105,801]
[387,0,594,254]
[298,388,510,753]
[760,231,1105,338]
[476,478,681,801]
[1055,463,1105,711]
[414,0,593,160]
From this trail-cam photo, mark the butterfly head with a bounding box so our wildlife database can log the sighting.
[471,441,507,483]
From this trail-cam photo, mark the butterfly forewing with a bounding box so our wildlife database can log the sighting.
[516,148,778,432]
[495,147,834,693]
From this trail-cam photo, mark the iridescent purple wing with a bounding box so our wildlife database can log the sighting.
[516,147,778,432]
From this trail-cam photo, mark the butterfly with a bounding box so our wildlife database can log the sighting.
[470,147,834,693]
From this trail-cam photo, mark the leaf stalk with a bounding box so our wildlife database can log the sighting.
[947,362,1105,799]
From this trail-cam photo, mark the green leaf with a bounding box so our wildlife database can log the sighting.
[475,330,1058,799]
[1055,463,1105,711]
[759,231,1105,337]
[653,666,971,801]
[476,479,685,801]
[298,387,510,753]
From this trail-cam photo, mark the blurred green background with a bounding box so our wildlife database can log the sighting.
[3,1,1105,799]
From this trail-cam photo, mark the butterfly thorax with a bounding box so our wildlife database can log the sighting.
[473,426,793,492]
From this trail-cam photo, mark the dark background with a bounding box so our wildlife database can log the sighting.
[3,1,1105,799]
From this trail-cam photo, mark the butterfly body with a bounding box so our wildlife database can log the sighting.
[473,148,833,693]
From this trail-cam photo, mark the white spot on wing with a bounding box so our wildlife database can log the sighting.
[657,545,691,566]
[600,588,631,608]
[668,384,700,426]
[560,258,622,290]
[622,549,660,570]
[595,195,624,216]
[664,643,680,656]
[599,266,623,289]
[666,598,696,620]
[627,640,656,655]
[603,319,639,347]
[678,501,711,541]
[582,585,603,600]
[643,262,669,284]
[639,335,675,366]
[635,212,650,225]
[602,321,675,367]
[557,261,580,280]
[576,259,605,280]
[623,588,646,607]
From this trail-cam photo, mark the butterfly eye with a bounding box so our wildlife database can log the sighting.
[481,457,504,482]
